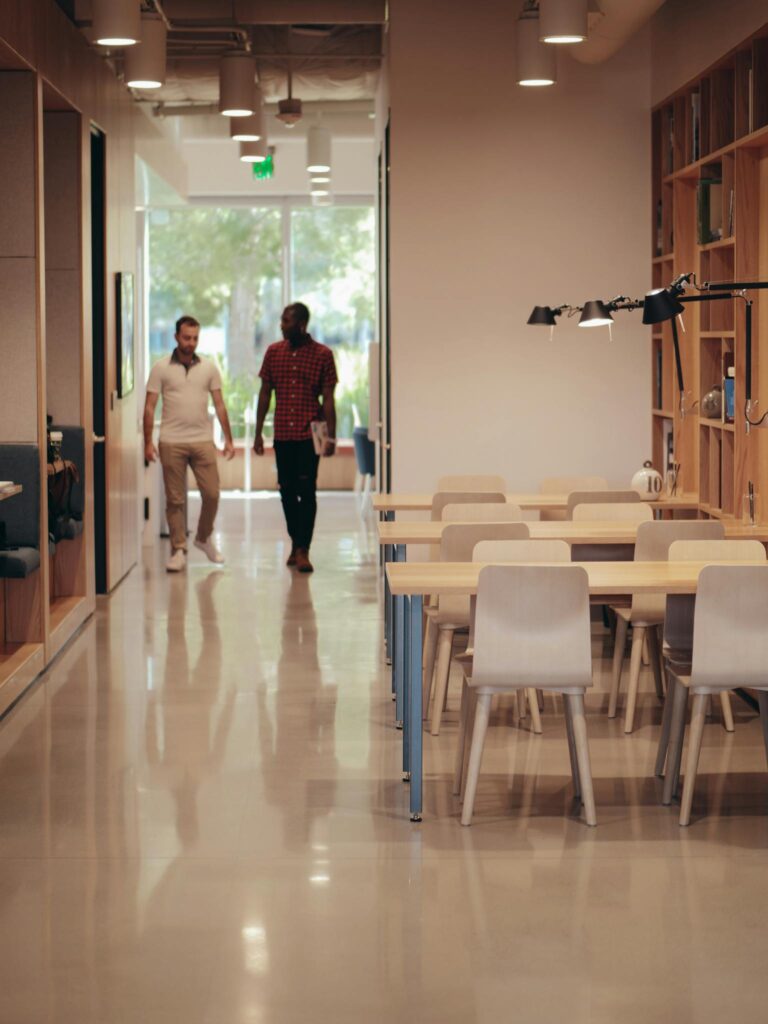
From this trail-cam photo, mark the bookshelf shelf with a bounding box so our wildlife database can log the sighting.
[652,22,768,522]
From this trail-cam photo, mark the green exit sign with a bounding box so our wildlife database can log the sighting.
[252,153,274,180]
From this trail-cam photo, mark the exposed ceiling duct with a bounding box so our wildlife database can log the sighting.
[569,0,666,65]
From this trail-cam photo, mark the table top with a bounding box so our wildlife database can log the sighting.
[385,560,768,597]
[372,492,701,513]
[0,484,22,503]
[378,519,768,546]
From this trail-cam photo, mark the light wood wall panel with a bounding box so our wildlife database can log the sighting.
[0,258,38,441]
[45,268,81,423]
[0,73,36,258]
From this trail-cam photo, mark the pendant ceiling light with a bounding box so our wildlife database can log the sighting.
[539,0,588,44]
[219,53,257,117]
[310,174,331,184]
[276,71,303,127]
[517,4,556,86]
[124,14,167,89]
[240,138,268,163]
[229,87,264,141]
[93,0,140,46]
[306,125,331,173]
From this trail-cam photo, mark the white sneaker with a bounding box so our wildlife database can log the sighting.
[166,549,186,573]
[194,537,225,564]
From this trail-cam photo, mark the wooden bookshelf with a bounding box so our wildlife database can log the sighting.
[651,24,768,524]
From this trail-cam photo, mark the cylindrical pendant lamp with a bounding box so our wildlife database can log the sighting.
[124,15,167,88]
[93,0,140,46]
[539,0,588,44]
[517,10,556,86]
[240,138,268,163]
[220,53,256,117]
[306,125,331,173]
[229,89,264,140]
[310,175,331,185]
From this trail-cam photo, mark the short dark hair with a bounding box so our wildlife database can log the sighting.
[175,315,200,334]
[287,302,310,327]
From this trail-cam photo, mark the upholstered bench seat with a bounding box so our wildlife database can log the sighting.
[0,547,41,579]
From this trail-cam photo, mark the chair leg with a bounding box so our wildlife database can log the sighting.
[719,691,735,733]
[647,625,665,701]
[430,627,454,736]
[642,634,650,666]
[422,620,439,719]
[757,691,768,766]
[528,688,543,734]
[655,672,676,777]
[461,692,492,826]
[453,680,470,795]
[567,693,597,826]
[609,616,629,718]
[623,626,645,734]
[679,693,707,826]
[662,678,688,805]
[563,695,582,801]
[459,689,478,802]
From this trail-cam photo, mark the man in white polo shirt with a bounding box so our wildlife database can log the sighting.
[143,315,235,572]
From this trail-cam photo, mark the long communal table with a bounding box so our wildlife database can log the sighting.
[385,559,768,821]
[373,492,701,514]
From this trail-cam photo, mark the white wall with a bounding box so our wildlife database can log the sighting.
[651,0,768,105]
[386,0,653,491]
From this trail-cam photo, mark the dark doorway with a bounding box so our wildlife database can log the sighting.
[90,127,107,593]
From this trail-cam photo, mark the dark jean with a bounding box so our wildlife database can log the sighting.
[273,439,320,550]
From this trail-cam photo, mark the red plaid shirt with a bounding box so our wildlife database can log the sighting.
[259,337,338,441]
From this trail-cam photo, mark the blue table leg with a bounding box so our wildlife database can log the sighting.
[408,594,423,821]
[402,593,411,778]
[393,544,405,728]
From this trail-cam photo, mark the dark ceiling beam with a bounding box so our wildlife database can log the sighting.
[234,1,387,24]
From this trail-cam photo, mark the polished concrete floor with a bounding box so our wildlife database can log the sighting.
[1,494,768,1023]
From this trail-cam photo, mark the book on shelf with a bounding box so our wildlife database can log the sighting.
[691,91,700,161]
[667,110,675,174]
[727,187,735,237]
[655,344,663,409]
[748,67,754,133]
[697,176,723,244]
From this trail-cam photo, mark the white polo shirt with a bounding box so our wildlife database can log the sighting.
[146,351,222,444]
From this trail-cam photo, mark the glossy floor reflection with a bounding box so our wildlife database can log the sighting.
[1,495,768,1022]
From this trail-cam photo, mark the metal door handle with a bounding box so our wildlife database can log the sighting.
[93,435,106,443]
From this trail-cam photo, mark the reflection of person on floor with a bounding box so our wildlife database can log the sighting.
[253,303,338,575]
[256,572,337,849]
[145,571,236,847]
[144,315,235,574]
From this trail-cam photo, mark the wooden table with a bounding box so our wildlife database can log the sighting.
[385,559,768,821]
[0,485,22,502]
[373,492,701,514]
[378,519,768,547]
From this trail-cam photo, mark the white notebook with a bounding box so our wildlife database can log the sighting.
[310,420,329,456]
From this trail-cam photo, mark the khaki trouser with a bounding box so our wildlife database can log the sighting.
[159,441,220,551]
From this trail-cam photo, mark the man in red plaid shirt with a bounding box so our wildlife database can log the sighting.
[254,303,338,574]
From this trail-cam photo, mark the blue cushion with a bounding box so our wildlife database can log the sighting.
[0,445,40,549]
[0,547,41,579]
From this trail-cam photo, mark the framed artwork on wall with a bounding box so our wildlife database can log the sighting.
[115,271,135,398]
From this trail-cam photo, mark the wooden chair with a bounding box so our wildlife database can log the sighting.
[451,538,573,778]
[437,474,507,492]
[441,502,522,522]
[571,500,653,562]
[458,565,597,827]
[655,539,767,788]
[539,476,608,522]
[663,565,768,826]
[423,522,529,735]
[565,490,643,519]
[609,520,725,734]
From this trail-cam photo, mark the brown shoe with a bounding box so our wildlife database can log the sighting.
[286,546,297,567]
[295,548,314,573]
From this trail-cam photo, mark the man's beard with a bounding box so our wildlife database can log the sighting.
[285,328,305,346]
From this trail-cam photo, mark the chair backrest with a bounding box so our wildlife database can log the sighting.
[572,502,654,523]
[352,426,375,476]
[539,476,607,494]
[430,491,505,521]
[565,490,643,518]
[0,444,41,548]
[632,519,725,621]
[690,565,768,690]
[442,502,522,522]
[470,565,593,690]
[51,424,85,518]
[665,539,767,652]
[437,474,506,492]
[440,522,529,562]
[472,539,571,563]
